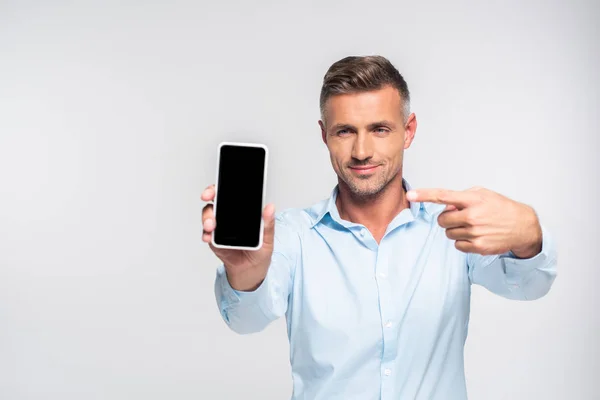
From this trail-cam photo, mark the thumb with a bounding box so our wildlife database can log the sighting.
[262,203,276,246]
[444,204,458,212]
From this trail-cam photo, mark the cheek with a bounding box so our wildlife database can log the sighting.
[327,149,342,170]
[328,143,348,164]
[377,142,403,163]
[395,149,405,163]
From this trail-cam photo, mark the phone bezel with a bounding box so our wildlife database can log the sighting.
[211,141,269,251]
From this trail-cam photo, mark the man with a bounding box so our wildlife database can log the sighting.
[201,55,557,399]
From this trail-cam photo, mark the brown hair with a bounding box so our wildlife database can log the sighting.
[319,55,411,123]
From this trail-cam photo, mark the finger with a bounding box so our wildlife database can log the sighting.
[454,238,497,255]
[207,241,218,252]
[406,188,478,209]
[262,203,276,246]
[444,204,457,212]
[202,204,215,233]
[445,227,475,241]
[201,185,216,202]
[454,240,474,253]
[437,209,471,229]
[467,186,484,192]
[202,232,212,243]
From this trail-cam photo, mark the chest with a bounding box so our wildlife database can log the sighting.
[288,222,471,343]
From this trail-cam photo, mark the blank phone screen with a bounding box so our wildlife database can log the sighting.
[213,144,266,248]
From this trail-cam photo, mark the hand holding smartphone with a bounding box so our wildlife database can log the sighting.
[201,142,274,291]
[212,142,268,250]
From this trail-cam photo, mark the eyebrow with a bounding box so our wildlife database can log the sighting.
[330,120,397,131]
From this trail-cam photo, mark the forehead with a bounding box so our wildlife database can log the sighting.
[323,85,403,126]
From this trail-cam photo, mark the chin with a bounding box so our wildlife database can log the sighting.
[337,168,390,196]
[347,181,386,197]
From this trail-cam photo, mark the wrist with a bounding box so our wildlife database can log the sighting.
[511,238,542,259]
[226,264,268,292]
[511,207,543,259]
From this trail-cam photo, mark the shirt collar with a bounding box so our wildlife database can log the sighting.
[307,177,436,228]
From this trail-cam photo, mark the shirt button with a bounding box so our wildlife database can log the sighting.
[384,368,392,376]
[360,229,367,237]
[385,321,392,328]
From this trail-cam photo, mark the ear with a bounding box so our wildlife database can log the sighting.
[319,120,327,145]
[403,113,417,149]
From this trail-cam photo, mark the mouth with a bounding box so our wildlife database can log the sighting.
[348,165,380,175]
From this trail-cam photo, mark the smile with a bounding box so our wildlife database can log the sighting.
[349,165,380,174]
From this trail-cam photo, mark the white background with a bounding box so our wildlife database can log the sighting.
[1,0,598,399]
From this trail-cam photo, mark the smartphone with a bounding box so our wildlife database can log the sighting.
[212,142,268,251]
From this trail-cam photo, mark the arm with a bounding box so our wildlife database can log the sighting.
[467,224,557,300]
[406,186,558,301]
[214,215,299,334]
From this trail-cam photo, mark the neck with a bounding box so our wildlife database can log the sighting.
[335,173,409,233]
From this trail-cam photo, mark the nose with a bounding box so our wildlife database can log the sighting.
[351,132,374,161]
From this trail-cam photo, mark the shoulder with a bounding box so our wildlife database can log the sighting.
[275,194,330,231]
[275,207,313,234]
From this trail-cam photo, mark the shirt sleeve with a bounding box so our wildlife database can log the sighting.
[467,224,557,300]
[213,213,300,334]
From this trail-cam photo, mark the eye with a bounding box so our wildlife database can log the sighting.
[337,129,351,136]
[374,127,390,134]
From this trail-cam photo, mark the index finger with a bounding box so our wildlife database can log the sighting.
[406,188,477,209]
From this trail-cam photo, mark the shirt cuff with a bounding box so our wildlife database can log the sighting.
[501,224,554,284]
[215,263,277,321]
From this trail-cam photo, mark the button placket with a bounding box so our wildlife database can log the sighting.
[375,239,397,382]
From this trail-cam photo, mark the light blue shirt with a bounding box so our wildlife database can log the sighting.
[214,179,557,400]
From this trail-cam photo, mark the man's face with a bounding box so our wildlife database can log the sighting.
[319,85,417,198]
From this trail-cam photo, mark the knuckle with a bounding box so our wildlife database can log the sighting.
[464,210,478,225]
[472,237,486,250]
[467,225,480,238]
[437,214,447,227]
[437,190,448,203]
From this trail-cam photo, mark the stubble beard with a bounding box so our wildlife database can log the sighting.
[340,166,392,201]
